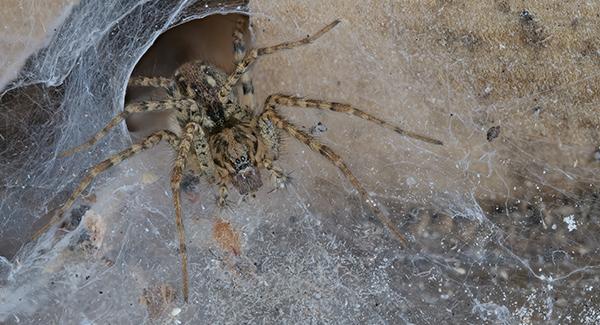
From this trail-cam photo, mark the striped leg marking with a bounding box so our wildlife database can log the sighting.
[60,99,197,157]
[128,76,174,90]
[232,18,255,111]
[33,130,177,240]
[265,94,443,145]
[192,126,214,177]
[128,76,179,98]
[260,110,408,247]
[170,123,198,303]
[218,19,341,104]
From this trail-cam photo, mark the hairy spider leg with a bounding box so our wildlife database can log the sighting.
[191,126,215,177]
[128,76,174,90]
[262,158,291,190]
[232,17,255,111]
[128,76,180,99]
[170,122,198,303]
[265,94,443,145]
[217,182,230,208]
[267,94,444,145]
[218,19,341,104]
[260,109,408,247]
[33,130,178,240]
[60,99,196,157]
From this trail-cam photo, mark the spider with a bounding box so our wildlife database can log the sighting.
[35,18,443,302]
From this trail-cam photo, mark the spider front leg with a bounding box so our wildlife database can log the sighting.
[60,99,197,157]
[218,19,341,104]
[191,126,215,178]
[264,94,443,145]
[262,158,291,190]
[258,116,290,190]
[259,110,408,247]
[33,130,177,240]
[170,122,199,303]
[217,182,231,209]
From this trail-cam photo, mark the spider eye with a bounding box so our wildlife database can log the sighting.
[241,156,246,162]
[235,159,240,164]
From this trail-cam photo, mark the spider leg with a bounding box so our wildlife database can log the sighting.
[33,130,177,240]
[258,110,282,159]
[217,182,231,209]
[218,19,341,104]
[128,76,174,90]
[260,110,408,247]
[170,122,199,303]
[128,76,180,99]
[265,94,443,145]
[60,99,197,157]
[191,126,215,178]
[232,17,255,111]
[262,158,291,190]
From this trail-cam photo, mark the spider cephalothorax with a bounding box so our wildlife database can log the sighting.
[210,124,264,195]
[38,18,443,303]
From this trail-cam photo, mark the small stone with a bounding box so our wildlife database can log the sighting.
[486,126,501,142]
[563,215,577,232]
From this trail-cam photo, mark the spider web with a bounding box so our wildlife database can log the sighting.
[2,0,600,324]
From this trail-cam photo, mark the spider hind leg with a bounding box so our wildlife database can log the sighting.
[169,123,199,303]
[260,110,408,247]
[33,130,177,240]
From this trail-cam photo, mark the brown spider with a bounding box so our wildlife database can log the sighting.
[35,18,443,302]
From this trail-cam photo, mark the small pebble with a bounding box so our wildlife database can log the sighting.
[486,126,501,142]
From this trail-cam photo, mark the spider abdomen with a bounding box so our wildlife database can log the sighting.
[174,62,227,101]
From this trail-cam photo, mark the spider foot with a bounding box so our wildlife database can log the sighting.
[216,195,234,211]
[215,183,233,210]
[269,170,294,192]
